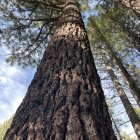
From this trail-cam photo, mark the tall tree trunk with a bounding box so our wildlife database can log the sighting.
[106,46,140,108]
[102,52,140,139]
[4,0,116,139]
[91,19,140,108]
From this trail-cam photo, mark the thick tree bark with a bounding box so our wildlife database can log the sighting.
[4,0,116,140]
[102,53,140,140]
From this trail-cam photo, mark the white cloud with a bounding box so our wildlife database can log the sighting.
[0,64,26,123]
[0,47,35,124]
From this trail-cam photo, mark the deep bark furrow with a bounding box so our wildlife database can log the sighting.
[78,86,90,140]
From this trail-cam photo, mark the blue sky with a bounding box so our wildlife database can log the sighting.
[0,47,35,123]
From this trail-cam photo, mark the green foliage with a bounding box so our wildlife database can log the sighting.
[87,1,140,138]
[0,116,13,140]
[128,64,140,88]
[80,4,88,11]
[87,0,140,74]
[0,0,63,67]
[122,132,137,140]
[100,0,140,51]
[0,0,92,67]
[135,108,140,119]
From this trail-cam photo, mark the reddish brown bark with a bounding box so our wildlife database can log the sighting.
[4,0,116,139]
[102,53,140,140]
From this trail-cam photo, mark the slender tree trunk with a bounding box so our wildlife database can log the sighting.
[91,19,140,108]
[102,53,140,139]
[4,0,116,139]
[106,46,140,108]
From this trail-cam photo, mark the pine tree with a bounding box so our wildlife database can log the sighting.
[88,16,140,108]
[98,1,140,52]
[4,0,116,139]
[0,117,13,140]
[101,51,140,139]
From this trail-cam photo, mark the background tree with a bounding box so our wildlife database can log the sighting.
[86,3,140,138]
[101,51,140,139]
[96,1,140,52]
[0,116,13,140]
[87,15,140,109]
